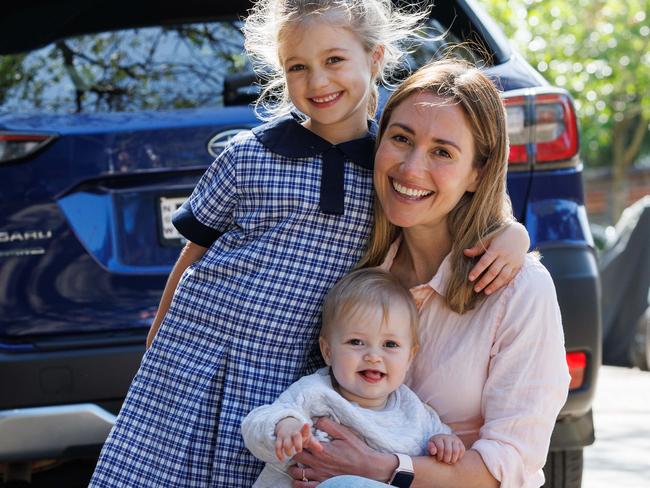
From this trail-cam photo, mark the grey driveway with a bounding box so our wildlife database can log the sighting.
[583,365,650,487]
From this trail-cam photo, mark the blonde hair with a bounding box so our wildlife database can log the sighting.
[358,59,513,314]
[321,268,419,349]
[242,0,431,121]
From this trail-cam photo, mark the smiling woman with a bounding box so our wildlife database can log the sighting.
[373,93,480,237]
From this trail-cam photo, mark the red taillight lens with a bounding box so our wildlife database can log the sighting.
[503,89,580,169]
[0,132,57,164]
[566,351,587,391]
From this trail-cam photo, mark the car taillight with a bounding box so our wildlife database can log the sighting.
[503,88,580,170]
[0,132,57,164]
[566,351,587,391]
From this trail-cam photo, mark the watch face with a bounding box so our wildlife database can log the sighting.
[390,471,415,488]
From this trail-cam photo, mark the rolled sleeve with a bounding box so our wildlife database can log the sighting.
[171,140,239,246]
[472,260,571,488]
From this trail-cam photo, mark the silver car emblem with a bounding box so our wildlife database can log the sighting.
[207,129,249,158]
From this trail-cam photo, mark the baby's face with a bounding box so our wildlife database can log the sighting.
[319,300,415,410]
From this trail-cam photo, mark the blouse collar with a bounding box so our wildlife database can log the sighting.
[252,114,376,215]
[379,236,452,297]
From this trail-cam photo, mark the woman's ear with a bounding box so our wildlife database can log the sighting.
[319,336,332,366]
[467,165,481,193]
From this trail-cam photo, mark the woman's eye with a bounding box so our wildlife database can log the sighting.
[287,64,306,72]
[384,341,400,349]
[326,56,344,64]
[392,134,409,144]
[434,148,452,159]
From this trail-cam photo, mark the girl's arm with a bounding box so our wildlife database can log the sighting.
[289,418,497,488]
[464,221,530,295]
[146,241,208,348]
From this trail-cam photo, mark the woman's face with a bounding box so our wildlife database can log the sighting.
[374,92,479,233]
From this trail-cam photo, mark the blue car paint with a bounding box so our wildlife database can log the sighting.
[0,106,259,342]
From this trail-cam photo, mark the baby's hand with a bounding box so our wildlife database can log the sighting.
[274,417,323,462]
[427,433,466,464]
[465,221,529,295]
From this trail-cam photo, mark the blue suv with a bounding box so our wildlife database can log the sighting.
[0,1,599,486]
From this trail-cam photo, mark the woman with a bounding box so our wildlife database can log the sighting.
[288,60,570,488]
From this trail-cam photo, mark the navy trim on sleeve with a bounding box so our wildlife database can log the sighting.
[172,200,222,248]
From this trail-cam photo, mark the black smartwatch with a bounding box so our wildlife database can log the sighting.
[388,453,414,487]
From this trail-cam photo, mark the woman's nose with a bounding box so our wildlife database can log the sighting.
[400,148,428,176]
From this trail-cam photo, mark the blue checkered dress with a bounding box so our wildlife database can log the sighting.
[90,116,375,487]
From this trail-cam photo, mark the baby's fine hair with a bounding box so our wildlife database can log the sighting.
[321,268,419,348]
[242,0,432,121]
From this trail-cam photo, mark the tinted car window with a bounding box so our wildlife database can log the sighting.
[0,21,248,114]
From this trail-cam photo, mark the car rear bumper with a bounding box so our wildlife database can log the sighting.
[1,337,144,462]
[1,335,145,411]
[540,244,601,449]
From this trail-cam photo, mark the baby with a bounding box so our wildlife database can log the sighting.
[242,268,465,487]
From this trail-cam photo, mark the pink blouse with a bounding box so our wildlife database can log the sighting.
[380,240,570,488]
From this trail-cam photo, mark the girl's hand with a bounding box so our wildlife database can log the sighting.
[275,418,323,462]
[464,221,530,295]
[427,433,466,464]
[287,417,395,487]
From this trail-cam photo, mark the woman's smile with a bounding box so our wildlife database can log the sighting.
[391,178,434,200]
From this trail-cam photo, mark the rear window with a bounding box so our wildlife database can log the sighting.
[0,15,482,115]
[0,21,249,114]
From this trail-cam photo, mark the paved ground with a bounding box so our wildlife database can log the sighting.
[583,365,650,487]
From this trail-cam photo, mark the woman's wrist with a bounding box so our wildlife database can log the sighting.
[364,451,399,482]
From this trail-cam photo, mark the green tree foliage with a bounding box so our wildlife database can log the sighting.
[483,0,649,217]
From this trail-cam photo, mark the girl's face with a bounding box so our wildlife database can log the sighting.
[374,92,480,235]
[278,20,382,144]
[319,300,415,410]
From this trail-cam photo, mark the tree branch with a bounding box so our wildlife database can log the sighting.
[622,112,648,167]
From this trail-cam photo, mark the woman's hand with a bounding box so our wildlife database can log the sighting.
[464,221,529,295]
[287,417,396,487]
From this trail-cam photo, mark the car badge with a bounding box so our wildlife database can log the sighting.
[207,129,248,158]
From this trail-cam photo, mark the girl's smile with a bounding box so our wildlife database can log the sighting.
[309,91,344,107]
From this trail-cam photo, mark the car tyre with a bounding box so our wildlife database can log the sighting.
[542,449,583,488]
[630,307,650,371]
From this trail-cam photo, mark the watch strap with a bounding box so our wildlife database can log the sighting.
[388,453,414,487]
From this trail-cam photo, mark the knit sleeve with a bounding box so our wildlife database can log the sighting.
[241,375,315,465]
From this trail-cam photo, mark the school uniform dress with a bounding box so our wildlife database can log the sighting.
[90,116,375,487]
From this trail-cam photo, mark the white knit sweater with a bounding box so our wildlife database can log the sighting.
[241,367,451,487]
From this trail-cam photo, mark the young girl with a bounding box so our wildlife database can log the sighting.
[90,1,529,486]
[242,268,466,488]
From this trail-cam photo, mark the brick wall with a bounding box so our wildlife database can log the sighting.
[584,167,650,225]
